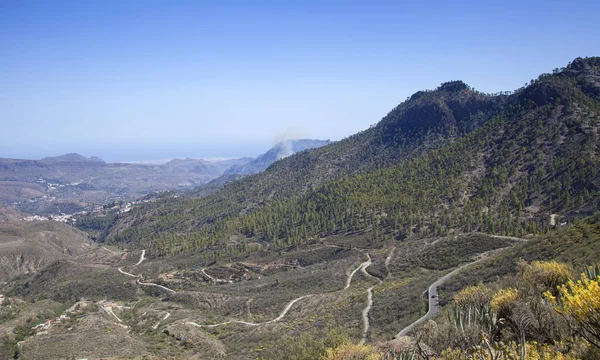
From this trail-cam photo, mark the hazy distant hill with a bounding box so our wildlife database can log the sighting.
[164,157,252,176]
[225,139,331,175]
[39,153,105,164]
[0,155,251,215]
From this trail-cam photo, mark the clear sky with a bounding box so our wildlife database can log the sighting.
[1,0,599,162]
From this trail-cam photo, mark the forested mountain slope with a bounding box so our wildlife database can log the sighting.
[229,80,509,200]
[103,57,600,258]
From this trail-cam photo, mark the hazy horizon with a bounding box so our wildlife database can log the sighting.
[0,139,280,163]
[2,1,599,162]
[0,137,331,163]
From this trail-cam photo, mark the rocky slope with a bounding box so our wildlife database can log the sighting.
[0,207,93,281]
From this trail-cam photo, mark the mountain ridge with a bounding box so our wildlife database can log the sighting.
[103,57,600,257]
[4,56,600,360]
[39,153,105,164]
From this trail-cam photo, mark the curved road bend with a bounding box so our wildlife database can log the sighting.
[153,312,171,330]
[345,256,372,290]
[396,257,488,337]
[117,267,140,278]
[117,249,177,293]
[187,294,313,328]
[359,251,390,345]
[135,250,146,265]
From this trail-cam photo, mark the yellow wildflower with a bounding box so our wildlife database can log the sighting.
[545,272,600,346]
[322,344,381,360]
[522,260,573,295]
[454,283,492,309]
[490,288,519,315]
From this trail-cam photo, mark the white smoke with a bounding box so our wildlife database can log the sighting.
[276,140,294,160]
[273,126,307,160]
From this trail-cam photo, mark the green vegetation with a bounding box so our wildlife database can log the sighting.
[269,256,600,359]
[106,57,599,264]
[74,212,117,239]
[3,57,599,359]
[439,212,600,306]
[259,326,350,360]
[13,260,137,302]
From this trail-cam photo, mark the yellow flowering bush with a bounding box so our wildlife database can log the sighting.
[522,260,573,295]
[490,288,519,315]
[322,344,381,360]
[545,272,600,347]
[454,283,493,309]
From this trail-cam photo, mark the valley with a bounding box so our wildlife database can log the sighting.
[0,139,329,217]
[1,57,600,359]
[1,228,522,358]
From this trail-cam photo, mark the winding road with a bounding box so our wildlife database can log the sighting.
[117,250,176,293]
[359,253,386,345]
[152,312,171,330]
[345,256,373,290]
[187,294,313,328]
[395,256,489,337]
[115,249,385,333]
[187,254,374,328]
[116,238,520,341]
[394,234,526,337]
[117,267,140,278]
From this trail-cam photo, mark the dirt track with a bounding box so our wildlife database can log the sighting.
[187,254,373,328]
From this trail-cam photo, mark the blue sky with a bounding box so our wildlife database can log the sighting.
[1,0,599,162]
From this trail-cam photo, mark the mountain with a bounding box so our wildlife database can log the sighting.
[224,139,332,175]
[163,158,229,178]
[39,153,105,164]
[163,157,252,175]
[0,155,252,215]
[3,57,600,359]
[105,57,600,255]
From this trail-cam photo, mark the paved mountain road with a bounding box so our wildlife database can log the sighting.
[396,256,491,337]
